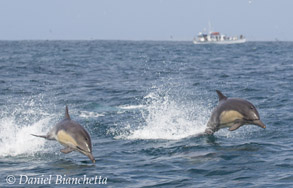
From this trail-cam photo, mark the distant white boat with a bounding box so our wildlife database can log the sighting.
[193,22,246,45]
[193,31,246,44]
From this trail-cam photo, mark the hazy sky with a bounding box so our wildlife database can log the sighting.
[0,0,292,41]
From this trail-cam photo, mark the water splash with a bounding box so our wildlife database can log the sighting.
[116,84,211,140]
[0,97,56,157]
[0,117,52,157]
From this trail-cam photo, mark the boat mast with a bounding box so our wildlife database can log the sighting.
[208,21,213,33]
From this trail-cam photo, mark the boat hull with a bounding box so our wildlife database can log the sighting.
[193,39,246,45]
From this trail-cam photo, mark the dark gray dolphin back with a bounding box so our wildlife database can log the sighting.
[215,90,259,119]
[205,90,266,135]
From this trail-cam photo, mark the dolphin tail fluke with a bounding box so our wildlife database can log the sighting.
[65,105,71,120]
[31,134,48,139]
[216,90,227,101]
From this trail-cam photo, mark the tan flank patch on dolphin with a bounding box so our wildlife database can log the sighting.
[57,130,77,147]
[219,110,243,126]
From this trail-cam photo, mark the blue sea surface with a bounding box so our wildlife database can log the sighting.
[0,41,292,187]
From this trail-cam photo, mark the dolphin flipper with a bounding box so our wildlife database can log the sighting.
[228,123,243,131]
[60,147,75,154]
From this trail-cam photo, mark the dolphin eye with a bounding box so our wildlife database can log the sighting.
[250,106,254,109]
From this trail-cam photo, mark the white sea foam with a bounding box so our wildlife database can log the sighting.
[0,97,56,157]
[79,111,104,118]
[118,105,145,110]
[117,88,211,140]
[0,116,52,157]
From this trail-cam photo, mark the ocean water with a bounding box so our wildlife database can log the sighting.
[0,40,292,187]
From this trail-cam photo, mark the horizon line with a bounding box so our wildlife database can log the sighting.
[0,39,291,42]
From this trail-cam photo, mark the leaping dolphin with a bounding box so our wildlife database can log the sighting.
[205,90,266,135]
[32,106,95,163]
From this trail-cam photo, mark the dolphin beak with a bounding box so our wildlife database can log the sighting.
[87,153,95,163]
[252,120,266,129]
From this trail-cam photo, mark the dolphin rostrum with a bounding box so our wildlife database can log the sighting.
[32,106,95,163]
[205,90,266,135]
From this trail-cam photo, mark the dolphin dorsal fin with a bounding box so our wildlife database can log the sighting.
[65,106,71,120]
[216,90,227,101]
